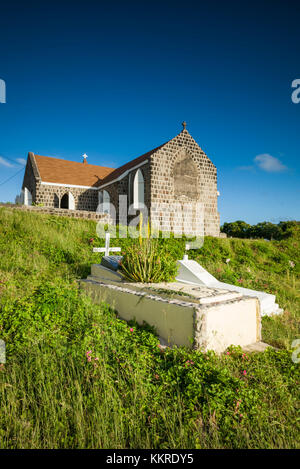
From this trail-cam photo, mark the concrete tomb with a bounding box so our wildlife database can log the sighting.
[80,256,274,354]
[176,252,282,317]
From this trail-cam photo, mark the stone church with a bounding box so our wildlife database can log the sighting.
[17,123,220,236]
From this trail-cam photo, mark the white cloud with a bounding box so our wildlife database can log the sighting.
[0,156,14,168]
[16,158,27,166]
[254,154,287,173]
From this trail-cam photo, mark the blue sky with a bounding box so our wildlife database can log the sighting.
[0,0,299,225]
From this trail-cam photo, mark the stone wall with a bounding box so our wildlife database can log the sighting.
[35,182,99,211]
[0,203,111,222]
[98,130,220,237]
[150,129,220,237]
[21,155,99,212]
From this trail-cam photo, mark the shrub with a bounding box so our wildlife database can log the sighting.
[120,237,178,283]
[221,220,299,240]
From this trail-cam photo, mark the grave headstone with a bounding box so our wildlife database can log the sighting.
[101,255,123,271]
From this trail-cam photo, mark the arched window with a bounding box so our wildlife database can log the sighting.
[54,194,59,208]
[61,193,69,209]
[103,190,110,214]
[96,191,103,213]
[60,192,75,210]
[97,190,110,214]
[133,169,144,209]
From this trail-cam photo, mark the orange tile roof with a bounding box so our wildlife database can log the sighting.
[34,154,115,187]
[33,139,169,189]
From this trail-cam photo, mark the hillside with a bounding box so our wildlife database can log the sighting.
[0,207,299,449]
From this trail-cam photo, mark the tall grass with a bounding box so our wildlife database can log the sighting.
[0,207,299,449]
[120,238,178,283]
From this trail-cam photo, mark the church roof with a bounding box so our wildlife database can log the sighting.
[33,154,115,187]
[31,126,188,188]
[100,141,168,186]
[32,140,169,189]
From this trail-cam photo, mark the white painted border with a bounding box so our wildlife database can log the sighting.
[40,181,100,190]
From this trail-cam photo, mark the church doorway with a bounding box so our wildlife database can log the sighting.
[60,192,75,210]
[61,193,69,209]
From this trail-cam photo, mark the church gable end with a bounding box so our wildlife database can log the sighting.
[149,127,220,237]
[21,152,40,205]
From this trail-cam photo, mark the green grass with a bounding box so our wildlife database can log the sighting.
[0,207,299,449]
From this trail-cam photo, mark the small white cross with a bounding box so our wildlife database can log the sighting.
[93,232,121,257]
[183,241,202,260]
[82,153,88,161]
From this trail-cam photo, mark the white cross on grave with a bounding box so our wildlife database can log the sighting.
[93,232,121,257]
[184,241,200,261]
